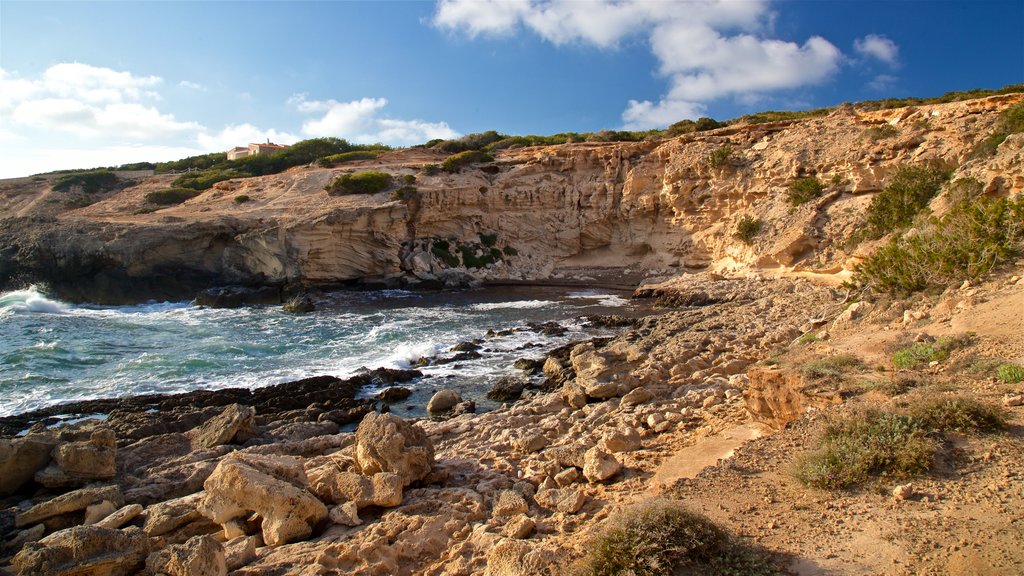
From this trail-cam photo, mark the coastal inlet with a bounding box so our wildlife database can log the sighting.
[0,285,638,419]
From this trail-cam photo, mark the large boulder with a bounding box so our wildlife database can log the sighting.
[354,413,435,486]
[0,434,56,495]
[35,428,116,488]
[307,469,404,508]
[197,454,326,546]
[12,525,150,576]
[426,389,462,414]
[570,343,623,400]
[486,377,525,402]
[189,403,257,450]
[145,534,227,576]
[143,493,205,537]
[582,447,622,483]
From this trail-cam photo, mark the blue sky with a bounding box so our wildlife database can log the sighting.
[0,0,1021,177]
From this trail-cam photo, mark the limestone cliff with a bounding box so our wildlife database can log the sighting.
[0,94,1021,302]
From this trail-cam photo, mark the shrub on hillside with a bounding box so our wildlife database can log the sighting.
[859,164,953,240]
[325,171,393,195]
[787,177,824,205]
[905,395,1006,433]
[970,102,1024,158]
[233,194,250,204]
[316,150,380,168]
[996,363,1024,384]
[706,145,734,168]
[145,188,200,205]
[862,124,899,141]
[853,193,1024,294]
[734,215,762,245]
[52,170,119,194]
[441,150,494,173]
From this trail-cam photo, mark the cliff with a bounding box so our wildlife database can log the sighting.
[1,94,1022,303]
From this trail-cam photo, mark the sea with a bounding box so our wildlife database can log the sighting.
[0,285,638,418]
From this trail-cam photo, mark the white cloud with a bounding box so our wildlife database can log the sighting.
[1,64,199,140]
[197,123,300,151]
[433,0,844,130]
[294,95,459,145]
[868,74,898,92]
[178,80,205,91]
[854,34,899,66]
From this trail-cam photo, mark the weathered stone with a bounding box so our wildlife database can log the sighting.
[354,412,435,486]
[144,493,205,537]
[16,485,124,528]
[542,357,563,379]
[546,444,586,469]
[308,469,404,508]
[198,455,327,546]
[554,467,580,487]
[427,389,462,414]
[146,534,226,576]
[94,504,143,529]
[561,381,588,409]
[0,434,56,496]
[12,526,150,576]
[189,403,257,450]
[571,343,627,399]
[514,432,548,454]
[487,377,526,402]
[328,502,362,526]
[485,539,531,576]
[583,447,622,483]
[599,427,641,453]
[35,429,116,488]
[621,386,653,406]
[535,488,585,514]
[82,500,118,526]
[503,515,536,539]
[893,483,914,500]
[492,490,529,517]
[744,368,842,429]
[378,387,412,402]
[224,536,258,571]
[282,295,315,314]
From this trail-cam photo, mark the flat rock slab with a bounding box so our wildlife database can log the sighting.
[648,422,771,491]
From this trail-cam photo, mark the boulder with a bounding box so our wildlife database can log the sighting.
[94,504,143,529]
[513,432,548,454]
[545,445,586,469]
[427,389,462,414]
[503,515,535,539]
[486,377,525,403]
[143,492,205,537]
[378,387,412,402]
[282,295,315,314]
[12,526,150,576]
[189,403,257,450]
[16,485,124,528]
[571,343,624,400]
[554,468,579,487]
[599,427,641,453]
[354,412,435,486]
[145,534,227,576]
[561,381,588,409]
[582,447,622,483]
[328,502,362,527]
[492,490,529,517]
[198,455,327,547]
[542,357,563,379]
[307,470,404,508]
[82,500,118,525]
[0,434,56,495]
[620,386,653,406]
[35,428,116,488]
[534,488,586,514]
[224,536,258,571]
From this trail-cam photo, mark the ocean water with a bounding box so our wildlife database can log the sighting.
[0,285,636,418]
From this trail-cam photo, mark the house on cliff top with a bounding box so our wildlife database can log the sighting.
[227,140,288,160]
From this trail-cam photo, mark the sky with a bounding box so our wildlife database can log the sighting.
[0,0,1021,178]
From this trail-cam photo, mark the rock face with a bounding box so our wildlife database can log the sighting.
[12,525,150,576]
[354,412,435,486]
[307,470,404,508]
[0,434,55,495]
[198,454,327,546]
[16,485,124,528]
[189,403,256,449]
[145,534,227,576]
[744,368,843,429]
[35,428,117,488]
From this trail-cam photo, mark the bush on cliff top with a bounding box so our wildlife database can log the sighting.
[441,150,494,173]
[145,188,200,205]
[52,170,119,194]
[325,171,393,195]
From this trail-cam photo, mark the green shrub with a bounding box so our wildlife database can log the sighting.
[891,335,973,369]
[421,163,440,176]
[854,193,1024,294]
[441,150,494,173]
[905,395,1006,433]
[173,168,246,191]
[860,164,953,240]
[734,215,762,245]
[854,84,1024,112]
[431,130,507,153]
[391,185,416,201]
[797,333,820,345]
[794,410,934,489]
[734,108,831,125]
[458,244,498,268]
[502,245,518,256]
[431,240,459,268]
[401,174,416,185]
[862,124,899,141]
[970,103,1024,158]
[325,171,393,195]
[787,177,824,205]
[233,194,250,204]
[316,150,380,168]
[706,145,733,168]
[571,499,783,576]
[52,170,119,194]
[145,188,200,205]
[803,354,861,382]
[479,232,498,247]
[996,363,1024,384]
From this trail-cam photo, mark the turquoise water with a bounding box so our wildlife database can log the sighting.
[0,286,633,417]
